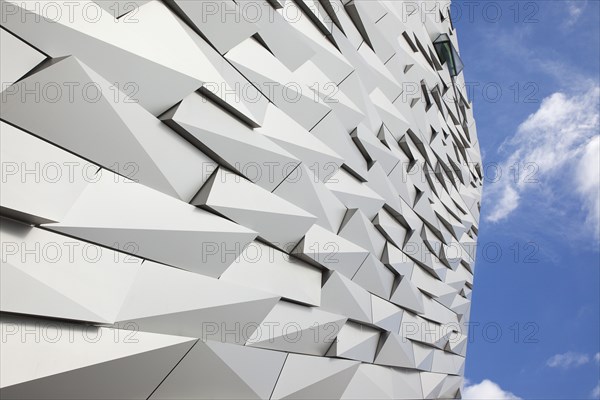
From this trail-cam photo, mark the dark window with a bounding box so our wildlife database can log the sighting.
[433,34,464,77]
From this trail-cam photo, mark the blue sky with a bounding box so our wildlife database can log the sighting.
[453,1,600,399]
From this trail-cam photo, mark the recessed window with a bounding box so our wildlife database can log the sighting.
[433,34,464,77]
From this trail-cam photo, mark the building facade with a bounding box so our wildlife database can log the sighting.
[0,0,482,398]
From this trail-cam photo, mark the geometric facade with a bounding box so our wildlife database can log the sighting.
[0,1,482,399]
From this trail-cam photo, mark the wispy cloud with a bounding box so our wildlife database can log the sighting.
[486,185,519,223]
[563,0,587,28]
[575,137,600,239]
[592,382,600,399]
[595,352,600,363]
[546,352,591,369]
[463,379,521,400]
[488,27,595,92]
[484,86,600,239]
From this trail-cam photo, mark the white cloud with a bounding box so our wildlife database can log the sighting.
[546,352,591,369]
[595,352,600,363]
[462,379,521,400]
[489,28,595,92]
[485,185,520,223]
[484,86,600,239]
[592,383,600,399]
[575,137,600,239]
[509,88,599,179]
[563,0,587,28]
